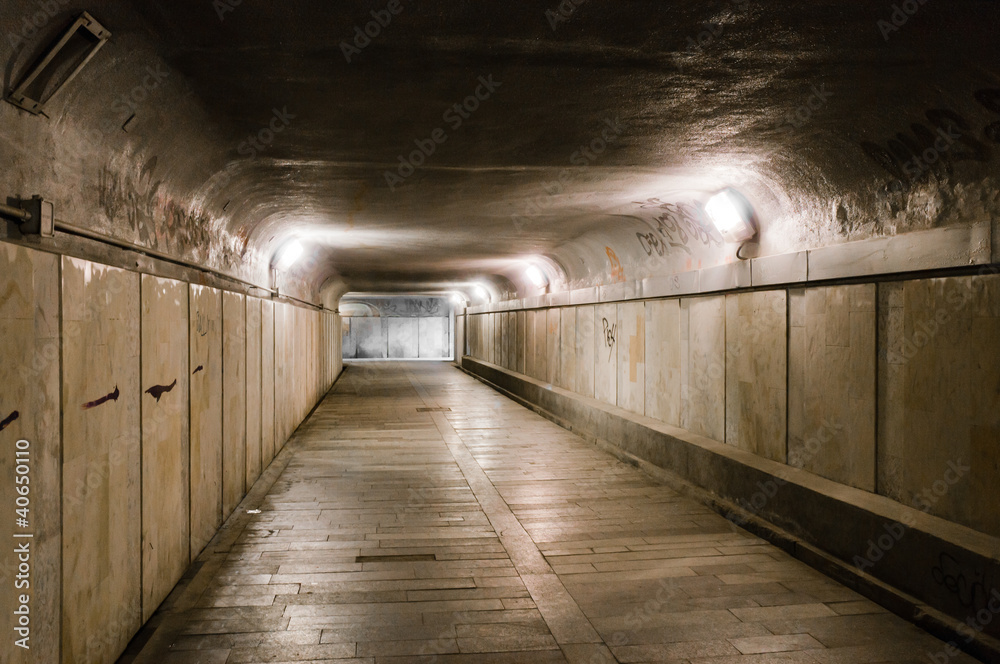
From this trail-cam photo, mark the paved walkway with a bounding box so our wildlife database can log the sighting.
[130,362,977,664]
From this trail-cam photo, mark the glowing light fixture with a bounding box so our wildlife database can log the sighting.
[273,240,304,271]
[704,188,757,244]
[525,264,548,289]
[472,285,490,302]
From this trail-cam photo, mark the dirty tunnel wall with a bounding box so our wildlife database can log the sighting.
[0,241,342,664]
[465,279,1000,539]
[463,272,1000,640]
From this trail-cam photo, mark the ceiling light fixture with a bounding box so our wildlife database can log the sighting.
[273,239,304,271]
[472,285,490,302]
[704,188,758,252]
[525,264,548,289]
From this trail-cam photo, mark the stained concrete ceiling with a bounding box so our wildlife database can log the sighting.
[3,1,1000,301]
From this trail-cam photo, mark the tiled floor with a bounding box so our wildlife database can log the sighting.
[129,362,979,663]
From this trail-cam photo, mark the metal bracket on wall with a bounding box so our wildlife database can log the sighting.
[1,196,54,237]
[5,11,111,116]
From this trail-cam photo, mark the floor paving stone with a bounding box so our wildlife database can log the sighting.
[126,362,981,664]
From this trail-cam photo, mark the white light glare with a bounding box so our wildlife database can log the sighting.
[525,264,548,288]
[473,285,490,302]
[704,189,756,244]
[273,240,304,271]
[450,293,466,306]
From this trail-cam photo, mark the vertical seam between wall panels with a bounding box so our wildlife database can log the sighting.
[187,284,194,565]
[723,295,728,448]
[220,295,226,527]
[260,301,265,476]
[273,304,276,463]
[243,297,247,498]
[57,257,64,664]
[138,275,144,621]
[874,284,880,496]
[188,287,193,562]
[785,289,791,464]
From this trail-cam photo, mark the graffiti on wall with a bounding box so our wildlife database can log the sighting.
[630,198,723,257]
[606,247,626,283]
[602,316,617,361]
[341,297,449,318]
[861,90,1000,194]
[97,159,246,270]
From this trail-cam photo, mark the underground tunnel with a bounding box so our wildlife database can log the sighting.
[1,1,1000,662]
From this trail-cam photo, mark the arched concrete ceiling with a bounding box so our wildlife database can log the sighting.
[3,1,1000,301]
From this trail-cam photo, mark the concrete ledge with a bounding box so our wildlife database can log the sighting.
[461,356,1000,662]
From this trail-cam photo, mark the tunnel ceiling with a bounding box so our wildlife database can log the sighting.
[4,1,1000,299]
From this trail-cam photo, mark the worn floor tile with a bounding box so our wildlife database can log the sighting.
[125,363,981,664]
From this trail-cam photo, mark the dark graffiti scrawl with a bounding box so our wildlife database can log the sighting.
[625,198,723,257]
[861,91,1000,195]
[602,317,617,361]
[82,386,120,410]
[0,410,19,432]
[145,379,177,402]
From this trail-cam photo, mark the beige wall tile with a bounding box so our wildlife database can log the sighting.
[533,310,548,381]
[617,302,645,416]
[789,285,876,491]
[61,257,141,664]
[575,305,596,398]
[262,299,275,467]
[878,275,1000,537]
[595,303,618,406]
[680,296,725,442]
[246,297,263,489]
[223,291,247,516]
[546,308,561,385]
[725,291,787,462]
[0,245,60,664]
[141,275,190,622]
[189,285,223,559]
[559,307,577,390]
[645,299,681,426]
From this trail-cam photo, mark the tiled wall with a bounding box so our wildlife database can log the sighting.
[342,316,452,360]
[0,243,342,664]
[467,273,1000,541]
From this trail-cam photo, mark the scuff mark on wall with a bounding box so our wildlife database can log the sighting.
[145,379,177,402]
[82,386,120,410]
[0,410,19,432]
